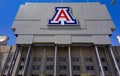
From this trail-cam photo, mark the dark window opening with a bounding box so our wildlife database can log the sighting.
[31,74,39,76]
[46,74,53,76]
[72,57,79,62]
[103,66,108,71]
[19,65,24,71]
[5,65,9,71]
[59,74,67,76]
[7,56,12,63]
[17,75,22,76]
[33,65,40,70]
[0,56,2,63]
[72,66,80,71]
[86,66,94,71]
[59,57,66,62]
[21,57,26,62]
[101,58,105,62]
[59,65,66,70]
[85,57,92,62]
[116,58,119,63]
[46,65,53,70]
[34,57,41,62]
[46,57,54,62]
[73,75,80,76]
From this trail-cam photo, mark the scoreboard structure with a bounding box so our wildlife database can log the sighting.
[0,2,120,76]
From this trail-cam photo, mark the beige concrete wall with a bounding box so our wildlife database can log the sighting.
[0,46,16,76]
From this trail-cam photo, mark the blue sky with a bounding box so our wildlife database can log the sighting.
[0,0,120,46]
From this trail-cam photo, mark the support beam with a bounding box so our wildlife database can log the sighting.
[68,45,72,76]
[7,46,19,76]
[22,45,32,76]
[54,45,57,76]
[95,45,105,76]
[109,46,120,76]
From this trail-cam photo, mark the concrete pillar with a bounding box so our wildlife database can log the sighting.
[22,45,32,76]
[95,45,105,76]
[12,47,22,76]
[109,46,120,76]
[54,45,57,76]
[0,46,12,76]
[7,46,19,76]
[68,45,72,76]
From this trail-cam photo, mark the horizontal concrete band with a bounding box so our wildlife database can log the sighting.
[16,35,111,45]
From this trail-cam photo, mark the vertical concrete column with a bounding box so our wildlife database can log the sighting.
[22,45,32,76]
[12,47,22,76]
[7,46,19,76]
[0,46,12,76]
[54,45,57,76]
[68,45,72,76]
[109,46,120,76]
[95,45,105,76]
[40,46,46,75]
[79,47,85,73]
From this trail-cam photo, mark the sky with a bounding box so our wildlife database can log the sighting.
[0,0,120,46]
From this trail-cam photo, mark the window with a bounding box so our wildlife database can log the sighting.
[81,74,94,76]
[0,56,2,63]
[116,58,119,63]
[46,74,53,76]
[46,65,53,70]
[59,65,66,70]
[72,66,80,71]
[101,58,105,62]
[46,57,54,62]
[0,56,2,66]
[103,66,108,71]
[105,75,111,76]
[17,75,22,76]
[73,75,80,76]
[34,57,41,62]
[31,74,39,76]
[85,57,92,62]
[19,65,24,71]
[32,74,46,76]
[5,65,9,71]
[59,74,67,76]
[7,56,12,63]
[33,65,40,70]
[86,66,94,71]
[72,57,79,62]
[59,57,66,62]
[21,57,26,62]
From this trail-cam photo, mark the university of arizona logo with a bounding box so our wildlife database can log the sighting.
[49,7,78,25]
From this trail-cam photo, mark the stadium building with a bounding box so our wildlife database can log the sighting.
[0,2,120,76]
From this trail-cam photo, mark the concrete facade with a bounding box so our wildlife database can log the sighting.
[0,46,120,76]
[0,2,120,76]
[0,46,16,76]
[12,2,115,45]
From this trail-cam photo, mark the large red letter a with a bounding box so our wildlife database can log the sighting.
[55,9,70,21]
